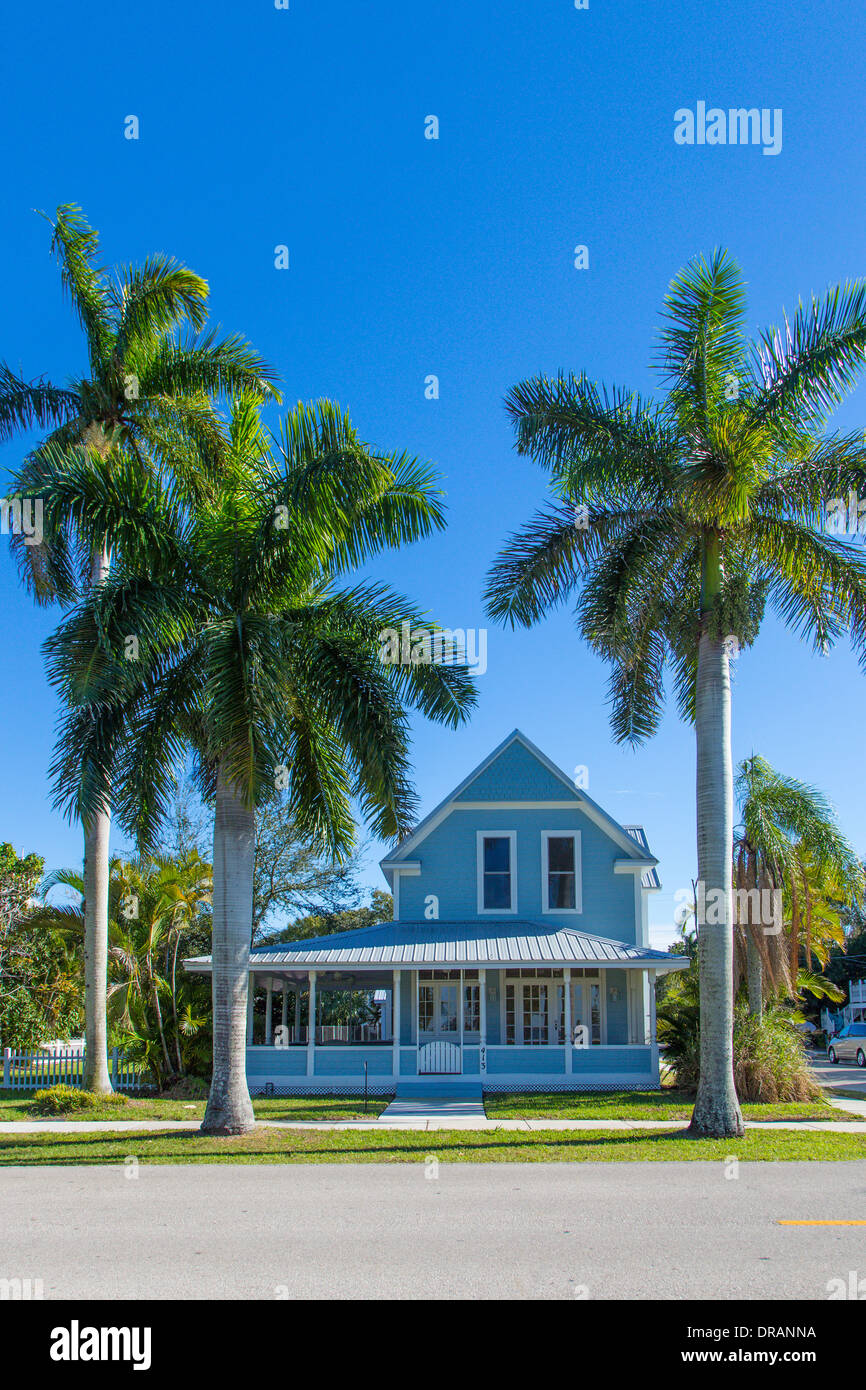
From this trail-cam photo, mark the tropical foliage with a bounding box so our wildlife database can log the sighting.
[657,951,821,1102]
[733,755,862,1013]
[28,852,213,1088]
[0,842,83,1050]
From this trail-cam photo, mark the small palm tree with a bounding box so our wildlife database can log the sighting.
[46,396,477,1133]
[34,854,213,1087]
[734,756,863,1014]
[485,250,866,1136]
[1,204,278,1092]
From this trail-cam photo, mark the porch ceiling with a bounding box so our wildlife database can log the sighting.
[185,920,688,973]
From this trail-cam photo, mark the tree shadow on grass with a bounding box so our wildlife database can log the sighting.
[0,1125,719,1167]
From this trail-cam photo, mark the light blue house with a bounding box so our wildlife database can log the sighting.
[188,731,688,1096]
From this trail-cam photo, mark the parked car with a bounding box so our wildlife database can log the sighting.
[827,1024,866,1067]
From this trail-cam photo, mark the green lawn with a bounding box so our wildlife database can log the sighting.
[484,1089,854,1122]
[0,1090,391,1123]
[0,1126,864,1165]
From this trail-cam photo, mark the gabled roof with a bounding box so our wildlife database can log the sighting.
[185,920,687,973]
[380,729,658,880]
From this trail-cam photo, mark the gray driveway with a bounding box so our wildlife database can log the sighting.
[2,1162,865,1300]
[810,1054,866,1099]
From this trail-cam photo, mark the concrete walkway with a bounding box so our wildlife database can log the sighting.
[2,1090,865,1135]
[378,1096,487,1125]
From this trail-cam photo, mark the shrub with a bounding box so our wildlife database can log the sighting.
[160,1075,209,1101]
[659,991,822,1103]
[733,1007,822,1103]
[32,1085,128,1115]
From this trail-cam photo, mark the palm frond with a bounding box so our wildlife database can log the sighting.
[112,257,209,355]
[40,204,113,369]
[0,364,79,441]
[750,279,866,425]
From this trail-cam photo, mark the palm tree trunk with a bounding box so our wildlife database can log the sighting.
[690,585,745,1137]
[746,851,763,1017]
[147,949,173,1081]
[82,545,113,1095]
[201,761,256,1135]
[745,933,763,1017]
[171,932,185,1076]
[789,874,799,988]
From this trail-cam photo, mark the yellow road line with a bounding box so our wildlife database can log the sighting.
[778,1220,866,1226]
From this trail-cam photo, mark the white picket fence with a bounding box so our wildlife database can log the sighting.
[2,1047,149,1092]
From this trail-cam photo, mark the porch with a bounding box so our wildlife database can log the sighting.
[185,918,688,1094]
[241,963,663,1094]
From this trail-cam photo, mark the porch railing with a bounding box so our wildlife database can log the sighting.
[2,1047,152,1092]
[263,1023,388,1047]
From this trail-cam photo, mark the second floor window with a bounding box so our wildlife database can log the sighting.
[478,832,516,912]
[543,831,582,912]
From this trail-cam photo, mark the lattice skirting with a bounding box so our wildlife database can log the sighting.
[249,1081,654,1097]
[481,1080,653,1093]
[250,1084,396,1098]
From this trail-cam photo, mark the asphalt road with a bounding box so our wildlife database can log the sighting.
[2,1162,865,1300]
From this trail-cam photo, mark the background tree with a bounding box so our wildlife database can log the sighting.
[279,888,394,942]
[485,250,866,1136]
[31,854,213,1086]
[0,842,84,1050]
[733,755,862,1014]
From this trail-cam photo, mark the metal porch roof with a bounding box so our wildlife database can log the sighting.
[185,920,687,973]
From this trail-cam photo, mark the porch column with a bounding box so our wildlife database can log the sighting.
[649,970,657,1046]
[643,973,653,1047]
[563,967,572,1073]
[459,968,464,1053]
[280,982,288,1030]
[479,968,487,1074]
[306,971,317,1077]
[392,969,402,1079]
[265,981,274,1046]
[294,985,302,1044]
[246,972,255,1045]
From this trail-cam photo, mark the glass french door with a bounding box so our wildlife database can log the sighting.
[572,979,602,1046]
[418,981,459,1040]
[506,979,566,1045]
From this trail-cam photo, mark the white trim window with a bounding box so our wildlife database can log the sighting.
[477,831,517,914]
[541,831,582,913]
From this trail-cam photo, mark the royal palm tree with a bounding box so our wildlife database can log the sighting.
[45,395,477,1133]
[485,251,866,1136]
[1,204,278,1091]
[734,756,862,1015]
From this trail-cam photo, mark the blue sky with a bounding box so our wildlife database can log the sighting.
[2,0,865,944]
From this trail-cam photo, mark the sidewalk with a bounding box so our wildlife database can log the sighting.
[2,1113,866,1135]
